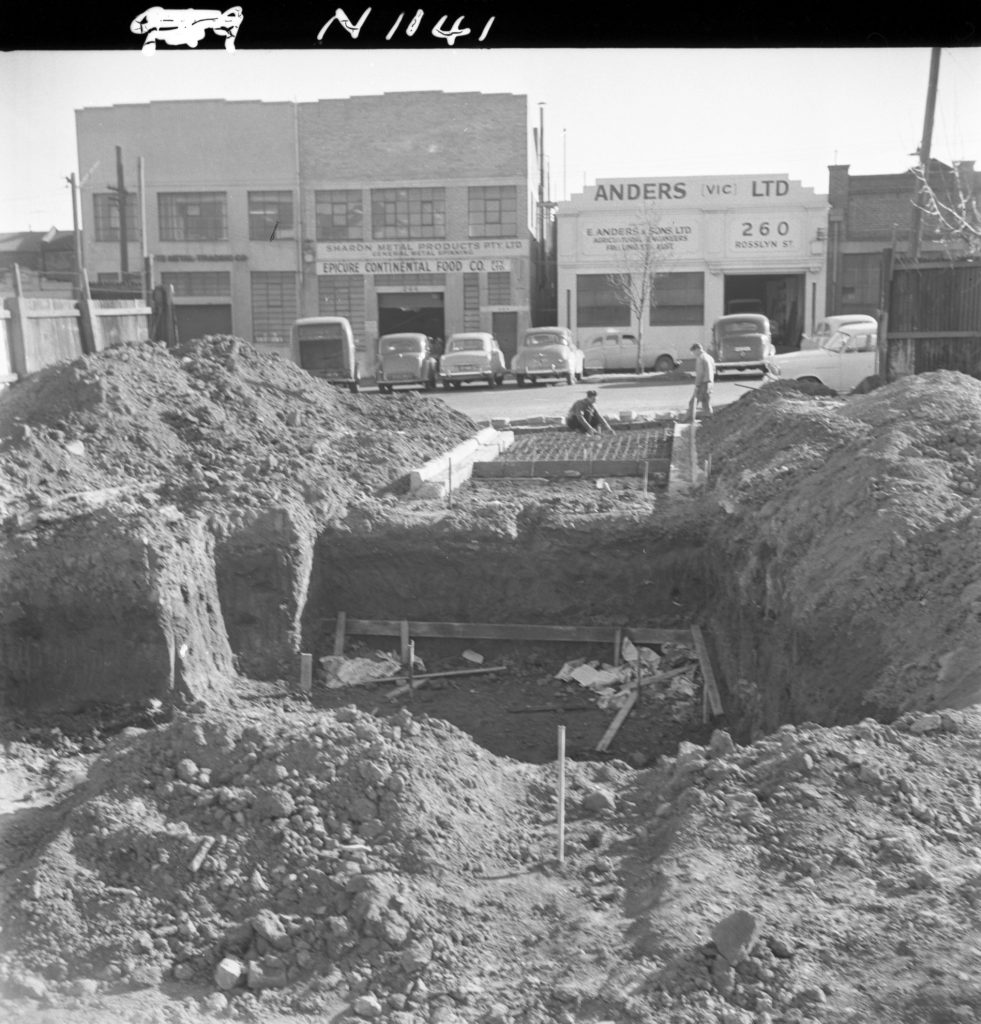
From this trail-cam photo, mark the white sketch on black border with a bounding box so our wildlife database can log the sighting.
[129,6,243,49]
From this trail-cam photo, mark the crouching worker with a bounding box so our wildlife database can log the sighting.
[565,390,615,436]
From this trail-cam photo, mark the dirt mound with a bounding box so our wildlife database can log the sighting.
[5,701,981,1024]
[0,336,477,524]
[0,338,480,709]
[698,370,981,727]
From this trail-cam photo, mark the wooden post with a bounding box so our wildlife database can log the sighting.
[399,620,410,665]
[642,460,649,494]
[299,653,313,693]
[613,627,622,666]
[557,725,566,864]
[333,611,347,657]
[689,399,697,483]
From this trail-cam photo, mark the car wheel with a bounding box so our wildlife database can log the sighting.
[653,355,674,373]
[453,381,462,389]
[797,376,823,384]
[516,374,526,387]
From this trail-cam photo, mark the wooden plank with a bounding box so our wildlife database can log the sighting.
[332,612,347,657]
[691,623,724,717]
[595,685,639,752]
[345,619,693,646]
[299,653,313,693]
[386,664,507,698]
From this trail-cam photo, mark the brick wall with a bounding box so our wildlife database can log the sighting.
[298,91,527,182]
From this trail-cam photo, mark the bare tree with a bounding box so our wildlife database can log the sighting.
[605,203,676,373]
[911,161,981,258]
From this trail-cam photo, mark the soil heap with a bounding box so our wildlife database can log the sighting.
[0,337,478,709]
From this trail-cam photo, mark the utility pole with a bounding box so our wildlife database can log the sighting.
[108,145,131,279]
[910,47,941,262]
[538,103,546,293]
[66,172,84,293]
[138,156,151,305]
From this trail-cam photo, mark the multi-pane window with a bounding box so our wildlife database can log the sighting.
[160,272,231,296]
[93,193,138,242]
[463,272,481,330]
[577,274,630,327]
[251,272,297,346]
[315,190,363,241]
[840,254,881,311]
[487,271,511,305]
[158,192,227,242]
[317,275,366,339]
[371,188,445,240]
[248,191,294,241]
[468,186,518,238]
[649,272,705,325]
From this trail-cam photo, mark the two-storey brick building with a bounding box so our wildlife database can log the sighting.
[75,92,534,371]
[826,158,980,316]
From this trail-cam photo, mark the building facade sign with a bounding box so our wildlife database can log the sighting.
[318,257,514,275]
[579,216,701,259]
[156,254,249,262]
[725,214,803,255]
[589,176,798,205]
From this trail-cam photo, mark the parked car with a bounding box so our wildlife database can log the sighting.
[438,332,506,388]
[375,333,438,392]
[800,314,877,350]
[511,327,584,386]
[581,330,642,374]
[293,316,360,393]
[710,314,775,376]
[768,324,878,393]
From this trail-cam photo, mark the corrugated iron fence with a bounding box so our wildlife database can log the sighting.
[884,259,981,381]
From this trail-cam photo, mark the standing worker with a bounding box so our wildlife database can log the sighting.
[688,343,715,419]
[566,390,615,436]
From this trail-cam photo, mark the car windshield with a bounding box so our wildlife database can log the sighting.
[718,320,764,336]
[823,332,850,353]
[381,337,424,354]
[447,338,485,352]
[522,333,566,348]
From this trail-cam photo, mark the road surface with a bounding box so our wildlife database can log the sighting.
[383,372,767,422]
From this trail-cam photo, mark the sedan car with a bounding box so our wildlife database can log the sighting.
[375,333,438,392]
[768,325,878,393]
[438,332,506,388]
[800,314,878,350]
[710,314,775,375]
[511,327,584,386]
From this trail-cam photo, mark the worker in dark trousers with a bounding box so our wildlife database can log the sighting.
[565,390,615,436]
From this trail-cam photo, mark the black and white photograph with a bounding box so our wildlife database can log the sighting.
[2,16,981,1024]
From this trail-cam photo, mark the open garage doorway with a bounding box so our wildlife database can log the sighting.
[377,292,445,340]
[724,274,804,351]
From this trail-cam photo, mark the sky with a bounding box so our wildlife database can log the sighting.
[2,46,980,231]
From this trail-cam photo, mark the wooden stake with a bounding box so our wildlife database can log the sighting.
[399,620,410,665]
[333,611,347,657]
[189,836,216,874]
[690,400,697,483]
[557,725,566,864]
[613,627,622,667]
[299,653,313,693]
[642,460,649,494]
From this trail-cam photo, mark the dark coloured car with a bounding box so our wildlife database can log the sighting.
[710,314,775,376]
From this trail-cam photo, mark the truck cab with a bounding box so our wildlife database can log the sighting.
[292,316,360,393]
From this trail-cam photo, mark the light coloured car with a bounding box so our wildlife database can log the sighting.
[768,324,878,393]
[581,329,642,374]
[511,327,584,386]
[800,314,877,350]
[438,332,506,388]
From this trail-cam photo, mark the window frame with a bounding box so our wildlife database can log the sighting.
[248,191,294,241]
[371,187,446,240]
[158,192,228,242]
